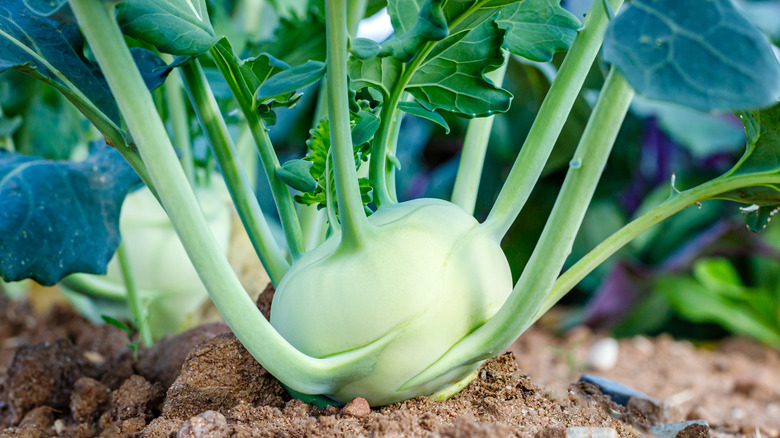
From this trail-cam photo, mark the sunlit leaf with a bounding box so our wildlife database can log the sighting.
[495,0,580,62]
[603,0,780,111]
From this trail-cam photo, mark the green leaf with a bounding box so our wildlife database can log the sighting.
[348,56,402,99]
[241,53,292,94]
[740,204,780,232]
[351,38,381,59]
[249,12,326,66]
[733,103,780,175]
[603,0,780,111]
[406,19,512,117]
[397,101,450,133]
[658,275,780,347]
[495,0,581,62]
[691,258,746,299]
[382,0,449,62]
[101,315,134,336]
[256,60,326,103]
[277,159,318,193]
[351,111,381,146]
[116,0,218,56]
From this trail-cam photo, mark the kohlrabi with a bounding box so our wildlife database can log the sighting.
[2,0,780,408]
[61,180,233,339]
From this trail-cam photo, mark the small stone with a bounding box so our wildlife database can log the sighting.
[341,397,370,418]
[177,411,229,438]
[565,427,618,438]
[578,374,655,407]
[586,338,619,371]
[321,405,340,416]
[650,420,709,438]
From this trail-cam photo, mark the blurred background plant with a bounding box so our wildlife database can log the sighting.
[2,0,779,349]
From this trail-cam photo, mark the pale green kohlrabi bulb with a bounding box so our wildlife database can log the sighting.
[270,199,512,406]
[63,178,233,337]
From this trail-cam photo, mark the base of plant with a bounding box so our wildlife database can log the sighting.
[428,368,479,402]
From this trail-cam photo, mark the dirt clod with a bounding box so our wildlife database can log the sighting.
[675,423,710,438]
[1,339,93,424]
[341,397,370,418]
[177,410,228,438]
[161,333,287,420]
[71,377,110,422]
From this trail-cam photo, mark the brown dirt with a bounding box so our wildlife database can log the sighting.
[1,288,779,437]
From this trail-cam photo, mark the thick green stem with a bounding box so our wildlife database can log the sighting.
[180,60,290,284]
[532,173,780,322]
[209,45,305,260]
[162,66,196,185]
[402,70,635,391]
[326,0,371,248]
[451,53,509,214]
[116,242,153,347]
[69,0,389,394]
[481,0,624,239]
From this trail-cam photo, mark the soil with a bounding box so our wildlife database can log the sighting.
[2,285,780,438]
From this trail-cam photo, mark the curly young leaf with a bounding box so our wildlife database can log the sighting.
[602,0,780,111]
[495,0,581,62]
[0,144,141,286]
[116,0,217,56]
[406,18,512,117]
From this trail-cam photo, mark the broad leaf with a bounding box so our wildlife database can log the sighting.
[116,0,217,56]
[242,53,292,94]
[495,0,580,62]
[0,145,141,285]
[406,19,512,117]
[603,0,780,111]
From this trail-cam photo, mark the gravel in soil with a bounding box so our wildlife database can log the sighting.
[1,290,779,437]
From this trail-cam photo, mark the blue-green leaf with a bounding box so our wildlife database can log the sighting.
[398,101,450,133]
[116,0,218,56]
[0,2,176,146]
[277,159,318,193]
[603,0,780,111]
[256,60,326,103]
[351,111,381,146]
[0,144,141,285]
[495,0,581,62]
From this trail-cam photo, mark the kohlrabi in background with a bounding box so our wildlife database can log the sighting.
[2,0,780,407]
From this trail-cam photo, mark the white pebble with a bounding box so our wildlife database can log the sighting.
[586,337,619,371]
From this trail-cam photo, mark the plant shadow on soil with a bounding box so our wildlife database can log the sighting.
[1,286,779,438]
